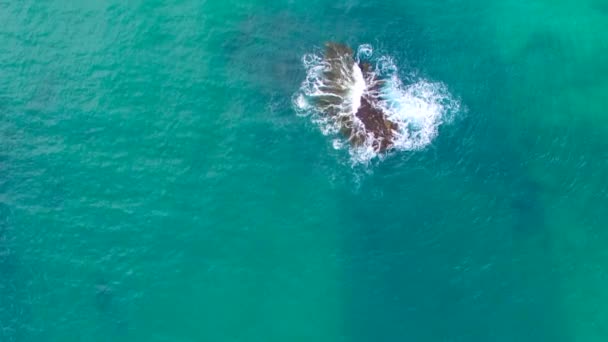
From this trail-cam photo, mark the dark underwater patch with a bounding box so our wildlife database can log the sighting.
[510,177,546,234]
[223,11,305,96]
[591,0,608,15]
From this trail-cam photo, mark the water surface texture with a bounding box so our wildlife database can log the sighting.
[2,1,608,341]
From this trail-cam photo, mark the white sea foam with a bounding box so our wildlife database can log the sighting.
[350,63,366,115]
[356,44,373,60]
[293,44,461,164]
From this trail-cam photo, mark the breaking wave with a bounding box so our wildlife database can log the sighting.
[293,43,461,164]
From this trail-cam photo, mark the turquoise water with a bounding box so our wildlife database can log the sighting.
[2,1,608,341]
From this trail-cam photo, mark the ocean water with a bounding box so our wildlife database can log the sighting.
[1,1,608,341]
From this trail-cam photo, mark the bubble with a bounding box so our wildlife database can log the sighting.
[332,139,344,150]
[356,44,374,61]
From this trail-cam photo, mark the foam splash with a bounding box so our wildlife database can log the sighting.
[293,44,460,164]
[350,63,366,115]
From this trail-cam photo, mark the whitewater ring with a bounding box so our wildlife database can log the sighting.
[293,43,461,164]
